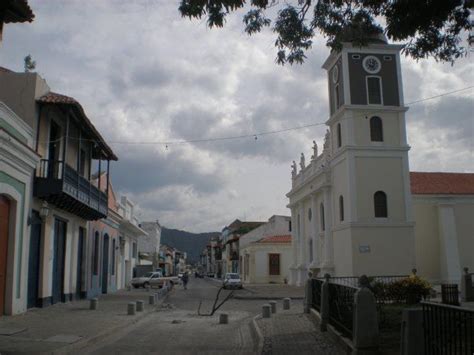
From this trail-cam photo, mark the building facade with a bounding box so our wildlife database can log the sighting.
[138,221,162,267]
[0,101,39,315]
[240,235,292,284]
[117,196,147,289]
[287,34,415,286]
[0,68,117,311]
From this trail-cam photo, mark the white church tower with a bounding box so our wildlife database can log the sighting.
[287,33,416,285]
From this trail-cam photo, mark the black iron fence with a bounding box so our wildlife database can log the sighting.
[422,301,474,355]
[311,279,322,311]
[328,282,358,339]
[441,284,460,306]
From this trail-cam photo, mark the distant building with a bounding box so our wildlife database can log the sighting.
[138,221,162,268]
[221,219,265,274]
[240,235,292,284]
[117,196,147,289]
[238,215,291,283]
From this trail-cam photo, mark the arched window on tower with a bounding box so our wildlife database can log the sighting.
[337,123,342,148]
[320,203,325,231]
[374,191,388,218]
[370,116,383,142]
[339,195,344,221]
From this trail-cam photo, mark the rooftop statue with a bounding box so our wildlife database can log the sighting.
[311,140,318,160]
[300,153,305,170]
[291,161,297,178]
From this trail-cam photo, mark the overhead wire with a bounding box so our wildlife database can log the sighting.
[33,85,473,147]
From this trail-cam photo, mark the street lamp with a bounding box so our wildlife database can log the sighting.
[39,201,50,219]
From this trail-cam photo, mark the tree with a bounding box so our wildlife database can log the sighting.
[178,0,473,65]
[24,54,36,72]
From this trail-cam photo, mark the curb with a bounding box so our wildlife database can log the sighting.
[308,308,353,354]
[53,291,170,354]
[250,314,264,355]
[233,295,304,300]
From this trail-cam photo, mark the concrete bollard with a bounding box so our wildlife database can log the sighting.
[283,298,291,310]
[149,295,155,305]
[136,300,144,312]
[127,302,136,315]
[145,284,151,292]
[219,313,229,324]
[269,300,277,314]
[89,298,98,310]
[304,275,314,313]
[353,275,379,352]
[320,274,330,332]
[262,304,271,318]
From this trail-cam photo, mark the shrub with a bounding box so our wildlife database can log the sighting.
[370,275,432,305]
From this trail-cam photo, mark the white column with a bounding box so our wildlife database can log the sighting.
[298,203,305,267]
[309,194,319,270]
[289,207,298,285]
[438,204,461,283]
[323,187,334,270]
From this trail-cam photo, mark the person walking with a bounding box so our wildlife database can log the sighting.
[182,272,189,290]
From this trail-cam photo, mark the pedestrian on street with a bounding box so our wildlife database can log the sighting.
[182,272,189,290]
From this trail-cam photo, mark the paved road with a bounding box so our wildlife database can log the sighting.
[85,278,272,354]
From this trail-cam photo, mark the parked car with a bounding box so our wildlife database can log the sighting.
[130,271,162,288]
[206,272,215,278]
[223,273,243,289]
[149,274,181,288]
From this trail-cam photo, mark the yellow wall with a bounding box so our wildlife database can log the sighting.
[454,204,474,273]
[353,111,401,147]
[355,157,406,222]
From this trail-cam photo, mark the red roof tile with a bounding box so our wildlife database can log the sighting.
[37,92,118,161]
[0,67,14,73]
[410,172,474,195]
[258,235,292,243]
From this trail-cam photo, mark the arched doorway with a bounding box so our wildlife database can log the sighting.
[0,195,10,315]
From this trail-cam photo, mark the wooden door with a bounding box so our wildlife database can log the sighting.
[0,195,10,315]
[27,210,42,308]
[101,234,109,294]
[76,227,84,299]
[52,219,66,304]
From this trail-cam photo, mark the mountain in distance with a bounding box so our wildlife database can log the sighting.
[160,227,220,264]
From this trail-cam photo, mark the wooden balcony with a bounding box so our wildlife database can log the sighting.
[34,159,107,220]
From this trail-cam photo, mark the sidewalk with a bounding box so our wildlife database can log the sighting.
[205,277,304,300]
[254,303,345,355]
[0,288,170,353]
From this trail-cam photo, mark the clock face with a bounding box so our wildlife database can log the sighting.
[332,65,339,83]
[363,56,381,74]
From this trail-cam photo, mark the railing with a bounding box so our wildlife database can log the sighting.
[328,282,358,339]
[37,159,64,179]
[311,278,323,311]
[422,301,474,355]
[441,284,460,306]
[35,159,108,218]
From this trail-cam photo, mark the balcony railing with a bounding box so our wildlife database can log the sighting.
[34,159,108,220]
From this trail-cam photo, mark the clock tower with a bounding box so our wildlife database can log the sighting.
[320,32,416,276]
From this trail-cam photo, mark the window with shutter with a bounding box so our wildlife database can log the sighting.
[269,254,280,275]
[367,77,382,105]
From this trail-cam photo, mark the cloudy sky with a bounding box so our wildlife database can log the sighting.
[2,1,473,232]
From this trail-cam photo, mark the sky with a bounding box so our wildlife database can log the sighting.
[1,0,473,232]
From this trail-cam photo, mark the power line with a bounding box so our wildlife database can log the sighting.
[34,85,473,146]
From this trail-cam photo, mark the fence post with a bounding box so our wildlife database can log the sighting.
[400,308,424,355]
[353,275,379,354]
[320,273,330,332]
[461,267,474,302]
[304,271,313,313]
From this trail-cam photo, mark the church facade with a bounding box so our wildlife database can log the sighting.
[286,36,474,286]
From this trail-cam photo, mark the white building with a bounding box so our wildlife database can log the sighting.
[0,101,39,315]
[240,235,292,284]
[287,33,416,286]
[117,196,147,289]
[138,221,162,267]
[286,33,474,287]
